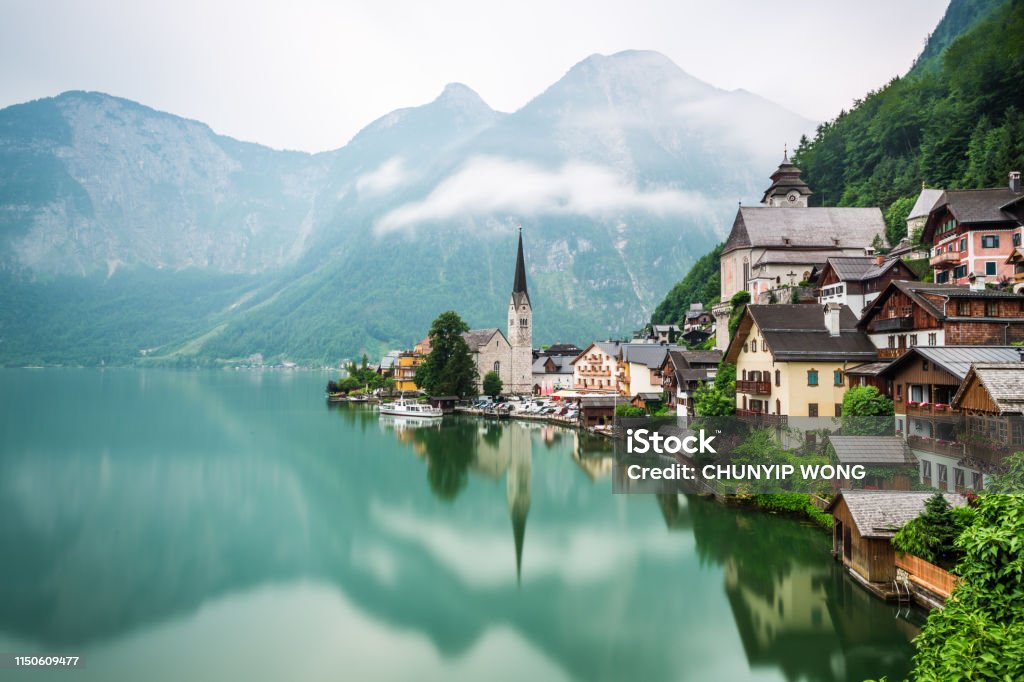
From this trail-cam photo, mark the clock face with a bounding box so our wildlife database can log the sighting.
[787,192,798,203]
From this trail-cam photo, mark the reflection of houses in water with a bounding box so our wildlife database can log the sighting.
[571,429,613,480]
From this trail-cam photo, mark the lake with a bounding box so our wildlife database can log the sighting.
[0,369,921,681]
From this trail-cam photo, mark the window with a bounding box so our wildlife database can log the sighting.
[986,261,997,276]
[751,339,757,352]
[835,403,842,417]
[807,369,818,386]
[922,460,932,480]
[808,403,819,417]
[936,271,949,284]
[928,333,937,346]
[959,237,967,252]
[981,235,1000,248]
[923,359,930,371]
[493,361,500,372]
[520,318,528,327]
[896,384,903,401]
[1015,233,1022,247]
[986,301,999,317]
[775,369,781,387]
[954,264,968,279]
[954,468,965,490]
[910,334,918,347]
[957,300,971,316]
[743,342,748,353]
[972,471,983,490]
[833,370,843,386]
[887,335,896,349]
[938,464,948,488]
[806,432,817,446]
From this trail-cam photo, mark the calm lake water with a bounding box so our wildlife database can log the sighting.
[0,370,921,682]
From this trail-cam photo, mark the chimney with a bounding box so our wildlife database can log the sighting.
[1011,171,1022,194]
[969,273,987,291]
[824,303,841,337]
[875,255,885,266]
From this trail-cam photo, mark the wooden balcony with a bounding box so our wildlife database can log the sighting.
[904,402,959,418]
[736,379,771,395]
[906,435,965,458]
[929,251,961,266]
[736,409,788,427]
[874,316,914,332]
[878,347,907,359]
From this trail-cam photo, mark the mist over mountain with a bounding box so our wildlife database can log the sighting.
[0,50,814,365]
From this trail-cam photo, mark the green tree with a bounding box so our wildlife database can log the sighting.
[840,385,894,435]
[727,290,750,340]
[416,311,478,397]
[984,450,1024,494]
[892,492,971,569]
[884,195,916,246]
[910,494,1024,681]
[482,370,503,398]
[694,362,736,416]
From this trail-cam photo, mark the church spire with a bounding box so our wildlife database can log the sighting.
[512,227,529,304]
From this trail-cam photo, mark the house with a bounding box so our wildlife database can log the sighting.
[579,396,618,427]
[951,362,1024,477]
[681,328,712,347]
[537,343,582,358]
[828,437,916,490]
[923,172,1024,285]
[829,490,966,585]
[378,350,401,378]
[618,343,679,396]
[660,349,722,416]
[531,355,574,395]
[394,351,421,391]
[714,153,887,349]
[858,280,1024,359]
[877,346,1023,491]
[683,304,714,331]
[726,304,877,419]
[630,392,664,410]
[651,324,682,343]
[816,256,918,317]
[571,342,621,391]
[843,361,892,397]
[462,328,512,392]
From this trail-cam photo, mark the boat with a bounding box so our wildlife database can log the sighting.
[326,392,347,403]
[349,394,371,403]
[379,396,443,418]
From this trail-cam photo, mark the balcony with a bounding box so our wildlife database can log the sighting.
[904,402,958,418]
[736,409,788,427]
[874,316,914,332]
[736,379,771,395]
[1013,271,1024,283]
[906,434,965,458]
[929,251,961,266]
[878,347,907,359]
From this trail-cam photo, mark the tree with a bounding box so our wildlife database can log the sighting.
[727,291,750,340]
[910,494,1024,681]
[984,450,1024,494]
[416,311,478,397]
[892,492,971,569]
[482,371,503,398]
[884,195,916,247]
[694,362,736,416]
[840,385,894,435]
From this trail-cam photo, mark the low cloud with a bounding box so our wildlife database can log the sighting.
[356,157,408,195]
[374,156,708,233]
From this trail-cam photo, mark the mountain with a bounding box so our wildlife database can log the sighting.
[0,50,814,366]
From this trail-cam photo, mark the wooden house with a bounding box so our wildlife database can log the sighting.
[660,349,722,416]
[951,363,1024,475]
[579,396,618,427]
[817,256,918,318]
[828,437,916,490]
[828,490,966,585]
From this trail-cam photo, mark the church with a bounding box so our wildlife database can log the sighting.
[461,229,534,394]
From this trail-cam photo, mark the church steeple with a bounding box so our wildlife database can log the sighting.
[761,147,812,207]
[512,227,529,305]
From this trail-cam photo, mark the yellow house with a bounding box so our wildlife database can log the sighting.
[394,351,421,391]
[725,304,877,418]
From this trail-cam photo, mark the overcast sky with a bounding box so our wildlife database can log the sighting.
[0,0,949,152]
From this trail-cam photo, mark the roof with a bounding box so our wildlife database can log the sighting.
[634,392,663,400]
[531,355,574,374]
[845,361,892,376]
[752,249,845,268]
[829,437,916,466]
[880,346,1023,381]
[860,280,1024,327]
[823,256,908,282]
[680,350,722,365]
[621,343,679,368]
[828,490,967,539]
[908,188,944,220]
[511,229,529,305]
[761,155,812,203]
[923,187,1024,242]
[579,396,618,407]
[462,328,506,350]
[723,207,885,255]
[953,363,1024,414]
[726,304,877,363]
[652,324,681,332]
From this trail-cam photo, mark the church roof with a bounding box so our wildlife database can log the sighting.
[462,328,507,350]
[908,188,943,220]
[512,229,530,306]
[761,152,812,203]
[723,207,886,255]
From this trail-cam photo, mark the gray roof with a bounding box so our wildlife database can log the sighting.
[723,207,885,255]
[652,324,681,332]
[828,490,967,538]
[908,188,944,220]
[462,328,505,350]
[579,396,618,407]
[845,361,892,376]
[634,392,663,400]
[882,346,1023,381]
[824,256,908,282]
[830,437,916,466]
[532,355,574,374]
[934,188,1024,224]
[621,343,679,368]
[954,363,1024,414]
[664,349,721,386]
[728,304,877,363]
[753,249,845,267]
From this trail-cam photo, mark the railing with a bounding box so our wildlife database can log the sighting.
[878,347,907,359]
[735,380,771,395]
[874,316,914,332]
[904,402,958,418]
[906,434,965,457]
[576,368,611,376]
[929,251,961,266]
[736,409,788,427]
[896,553,958,599]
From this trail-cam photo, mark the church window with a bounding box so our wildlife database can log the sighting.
[520,318,528,327]
[493,361,500,373]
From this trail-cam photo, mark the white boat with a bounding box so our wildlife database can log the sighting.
[379,396,443,418]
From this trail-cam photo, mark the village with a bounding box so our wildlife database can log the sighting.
[355,156,1024,614]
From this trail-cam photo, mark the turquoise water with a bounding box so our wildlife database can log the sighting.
[0,370,919,681]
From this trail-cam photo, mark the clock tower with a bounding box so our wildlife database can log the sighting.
[761,147,812,207]
[508,229,533,394]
